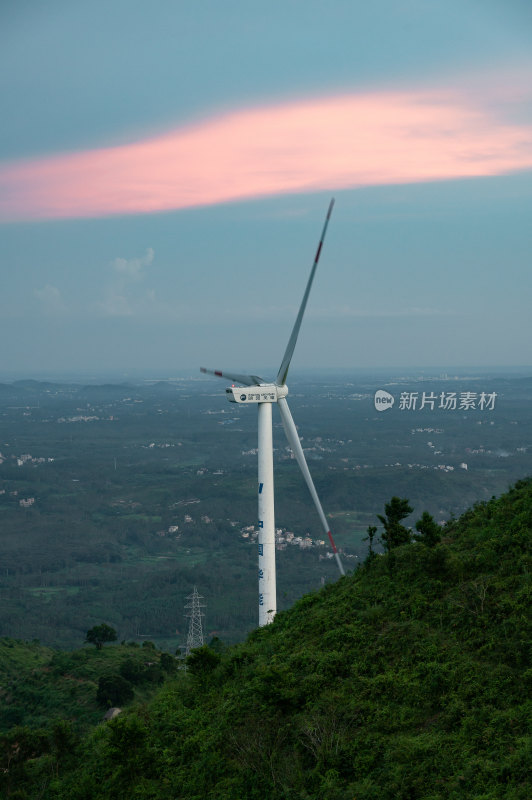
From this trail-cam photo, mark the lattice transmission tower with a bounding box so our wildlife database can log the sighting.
[184,586,206,656]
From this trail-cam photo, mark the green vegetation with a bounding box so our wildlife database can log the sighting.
[377,495,413,550]
[3,478,530,798]
[85,624,118,650]
[0,638,172,736]
[414,510,442,547]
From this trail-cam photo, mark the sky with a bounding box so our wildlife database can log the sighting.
[1,0,531,378]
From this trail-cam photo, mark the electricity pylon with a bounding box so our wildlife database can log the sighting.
[184,586,205,656]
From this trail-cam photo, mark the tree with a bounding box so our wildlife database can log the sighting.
[414,511,441,547]
[364,525,378,563]
[119,657,145,685]
[85,623,117,650]
[50,720,77,777]
[186,645,221,680]
[377,497,413,551]
[208,636,225,654]
[160,652,177,673]
[96,675,134,707]
[0,725,49,797]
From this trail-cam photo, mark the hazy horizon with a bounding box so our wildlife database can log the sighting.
[1,364,531,386]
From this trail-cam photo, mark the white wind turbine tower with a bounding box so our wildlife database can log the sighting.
[201,198,344,627]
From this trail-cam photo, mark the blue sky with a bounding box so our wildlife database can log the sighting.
[1,1,531,377]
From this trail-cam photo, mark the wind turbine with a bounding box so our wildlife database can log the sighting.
[201,198,344,626]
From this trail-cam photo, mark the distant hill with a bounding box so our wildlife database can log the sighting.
[11,379,72,393]
[3,479,530,799]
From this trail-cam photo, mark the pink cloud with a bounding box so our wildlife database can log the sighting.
[1,89,532,221]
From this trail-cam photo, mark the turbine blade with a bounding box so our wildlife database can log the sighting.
[200,367,263,386]
[276,198,335,386]
[277,397,345,576]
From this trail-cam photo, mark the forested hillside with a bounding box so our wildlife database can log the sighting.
[0,636,174,736]
[3,479,530,799]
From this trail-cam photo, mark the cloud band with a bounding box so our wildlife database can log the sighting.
[1,89,532,221]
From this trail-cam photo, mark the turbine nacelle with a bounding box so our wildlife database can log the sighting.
[225,384,288,404]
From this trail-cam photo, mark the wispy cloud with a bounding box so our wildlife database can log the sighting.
[99,248,155,316]
[2,82,532,222]
[34,284,66,314]
[112,247,154,278]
